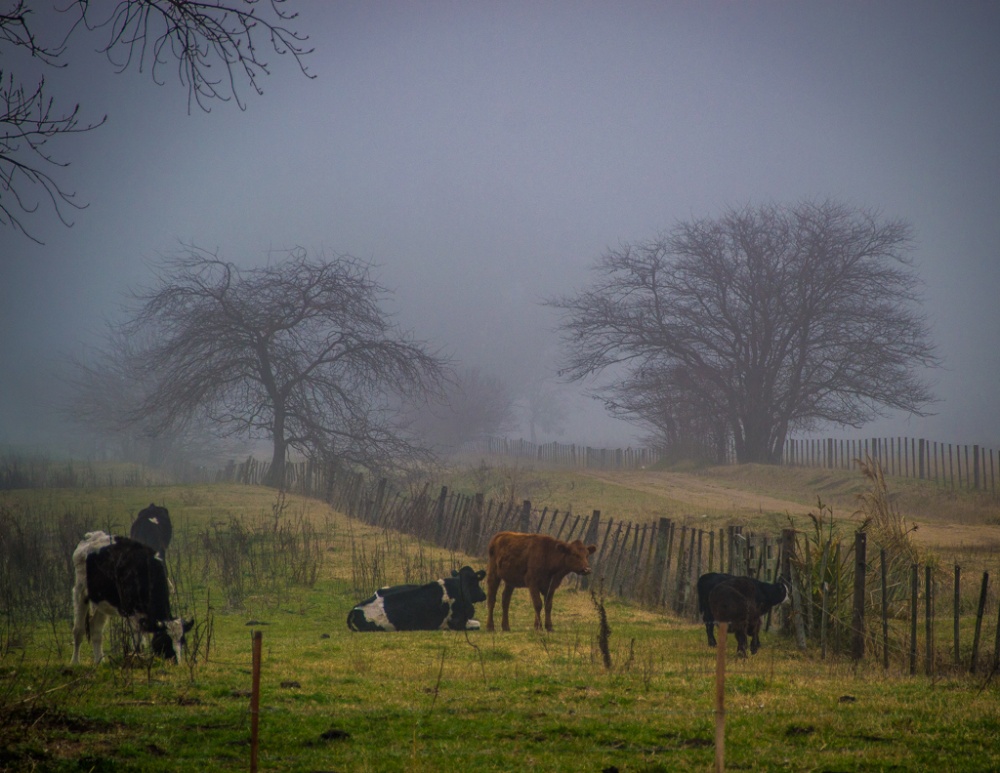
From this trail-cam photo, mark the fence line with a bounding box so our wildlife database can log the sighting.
[459,436,998,494]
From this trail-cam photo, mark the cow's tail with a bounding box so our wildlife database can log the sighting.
[347,609,360,631]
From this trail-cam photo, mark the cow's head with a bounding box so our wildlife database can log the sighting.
[148,618,194,663]
[561,540,598,575]
[451,566,487,604]
[776,577,792,605]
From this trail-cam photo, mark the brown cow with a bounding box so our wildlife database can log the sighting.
[486,531,597,632]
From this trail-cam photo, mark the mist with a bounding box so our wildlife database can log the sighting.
[2,2,998,458]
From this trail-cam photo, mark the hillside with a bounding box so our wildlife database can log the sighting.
[445,460,1000,559]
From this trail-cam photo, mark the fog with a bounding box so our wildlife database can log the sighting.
[1,2,998,456]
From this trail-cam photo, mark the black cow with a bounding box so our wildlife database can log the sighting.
[130,503,173,560]
[697,571,789,656]
[71,531,192,664]
[347,566,487,632]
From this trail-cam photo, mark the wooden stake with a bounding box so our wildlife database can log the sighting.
[251,631,262,773]
[715,622,727,773]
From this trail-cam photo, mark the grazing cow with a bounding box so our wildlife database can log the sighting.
[697,572,789,656]
[129,503,172,560]
[71,531,192,664]
[347,566,487,632]
[486,531,597,632]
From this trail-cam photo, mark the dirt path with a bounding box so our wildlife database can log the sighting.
[582,469,1000,551]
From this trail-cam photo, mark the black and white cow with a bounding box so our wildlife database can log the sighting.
[129,503,173,560]
[347,566,487,632]
[72,531,192,664]
[697,571,790,656]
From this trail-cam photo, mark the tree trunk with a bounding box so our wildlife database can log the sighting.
[264,434,287,488]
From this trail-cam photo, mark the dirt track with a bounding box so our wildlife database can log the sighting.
[582,469,1000,552]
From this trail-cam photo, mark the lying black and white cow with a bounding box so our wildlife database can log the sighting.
[347,566,487,632]
[130,503,173,560]
[697,571,790,656]
[72,531,192,664]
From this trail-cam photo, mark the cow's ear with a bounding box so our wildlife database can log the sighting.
[587,544,597,555]
[183,618,195,633]
[476,570,486,580]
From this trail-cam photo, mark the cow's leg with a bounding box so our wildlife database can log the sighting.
[705,621,717,647]
[528,586,545,631]
[500,584,516,631]
[734,625,748,658]
[542,588,556,632]
[486,574,500,632]
[126,617,143,655]
[71,583,88,665]
[750,619,762,655]
[90,609,110,664]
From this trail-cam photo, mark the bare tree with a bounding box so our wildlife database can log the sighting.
[548,200,939,464]
[62,323,239,467]
[117,245,447,486]
[518,378,567,445]
[606,363,729,464]
[1,0,311,242]
[405,366,518,454]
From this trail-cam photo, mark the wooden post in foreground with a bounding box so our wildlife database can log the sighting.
[971,572,989,673]
[251,630,263,773]
[715,622,727,773]
[851,532,867,662]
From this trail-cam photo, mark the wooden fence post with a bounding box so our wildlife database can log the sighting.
[651,517,671,606]
[686,528,698,615]
[780,528,795,635]
[909,565,918,676]
[660,522,676,608]
[674,526,689,614]
[852,532,867,662]
[881,549,889,670]
[610,523,633,595]
[954,565,961,668]
[971,572,989,673]
[250,630,262,773]
[925,565,934,675]
[514,499,529,532]
[992,593,1000,675]
[580,511,600,591]
[715,622,728,773]
[789,563,807,650]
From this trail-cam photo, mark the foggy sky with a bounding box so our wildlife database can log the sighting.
[2,1,998,453]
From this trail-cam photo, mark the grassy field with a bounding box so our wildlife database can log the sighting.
[1,466,999,772]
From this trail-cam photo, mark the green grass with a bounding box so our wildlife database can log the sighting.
[2,480,1000,771]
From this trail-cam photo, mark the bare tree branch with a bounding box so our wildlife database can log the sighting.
[0,1,312,242]
[403,366,519,454]
[0,72,105,242]
[78,0,315,112]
